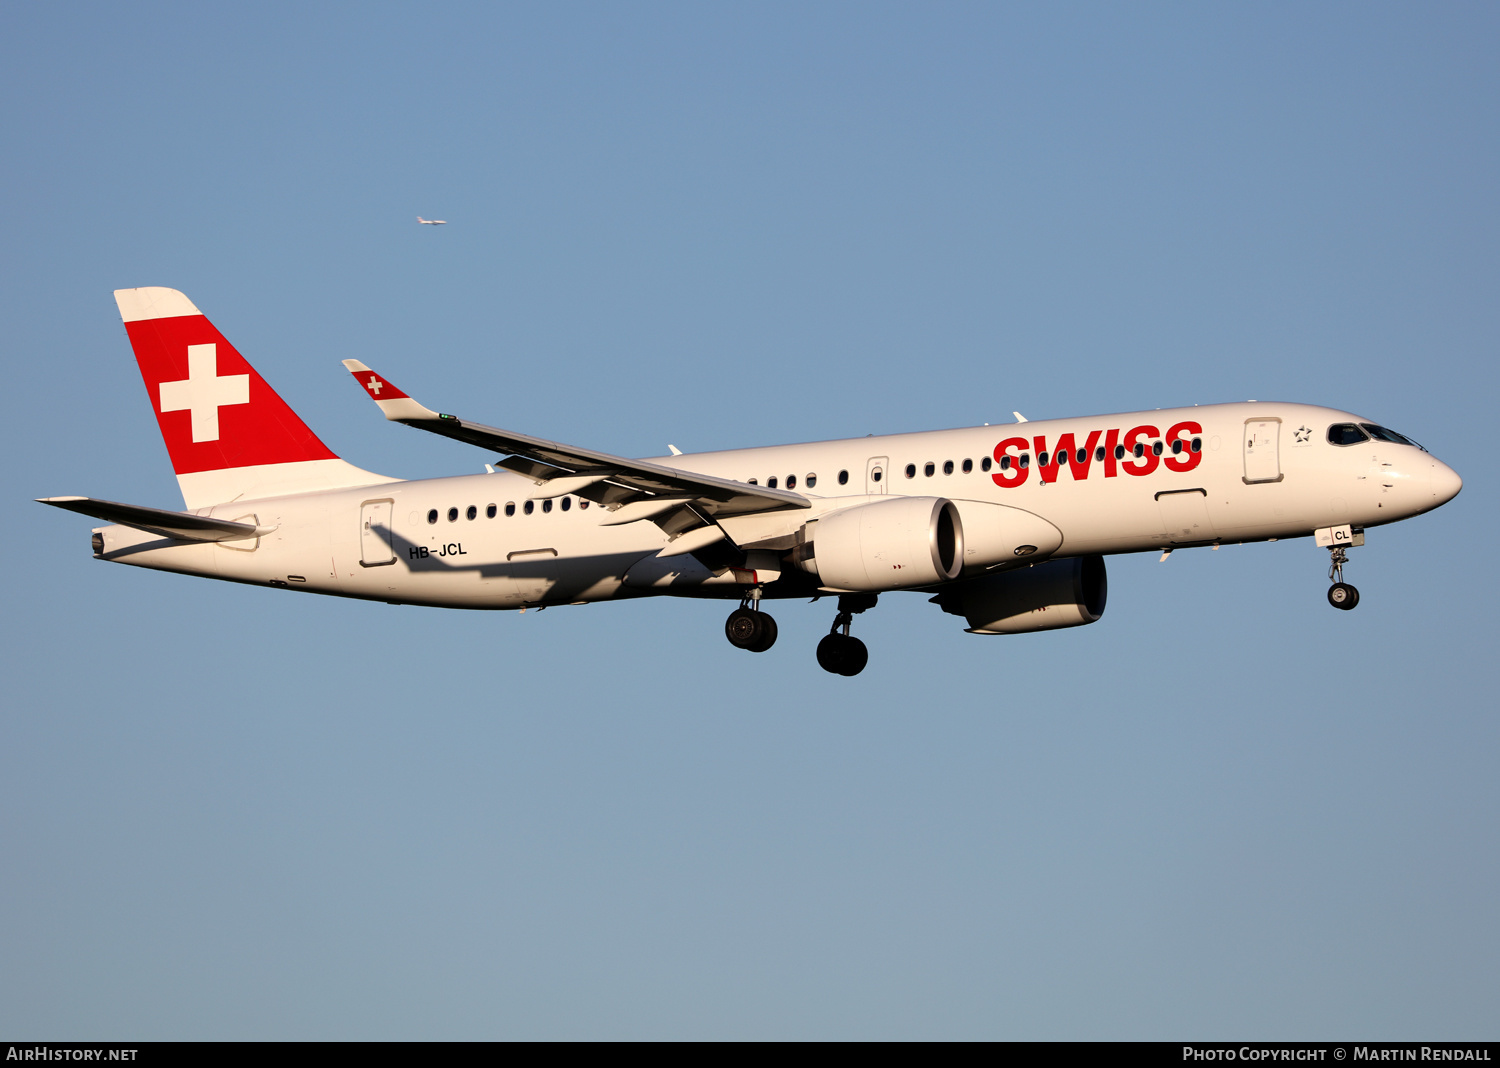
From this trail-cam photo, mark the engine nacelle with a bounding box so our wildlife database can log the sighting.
[949,499,1065,572]
[933,555,1107,634]
[796,496,963,592]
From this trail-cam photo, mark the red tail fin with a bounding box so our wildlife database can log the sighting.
[117,287,338,472]
[115,287,394,508]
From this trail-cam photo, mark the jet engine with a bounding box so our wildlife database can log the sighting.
[795,496,963,592]
[932,554,1107,634]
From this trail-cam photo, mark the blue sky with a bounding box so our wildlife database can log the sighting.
[2,2,1496,1039]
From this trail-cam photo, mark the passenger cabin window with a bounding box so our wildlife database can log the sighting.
[579,500,590,509]
[924,462,935,477]
[466,505,477,520]
[1095,447,1105,462]
[905,464,916,479]
[838,469,849,485]
[524,501,535,515]
[962,458,973,474]
[943,460,954,475]
[447,507,459,522]
[1000,456,1011,470]
[561,497,572,511]
[505,502,516,517]
[427,509,439,525]
[748,478,757,485]
[486,503,497,518]
[786,474,797,490]
[542,499,553,513]
[871,467,883,482]
[1152,441,1163,456]
[1171,440,1183,454]
[768,476,778,489]
[980,456,991,472]
[1192,438,1202,452]
[1038,452,1049,465]
[806,473,817,488]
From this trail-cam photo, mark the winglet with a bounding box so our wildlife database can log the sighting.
[342,359,440,421]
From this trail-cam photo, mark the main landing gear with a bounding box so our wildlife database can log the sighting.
[725,590,778,653]
[723,591,877,676]
[1326,545,1360,611]
[816,594,877,677]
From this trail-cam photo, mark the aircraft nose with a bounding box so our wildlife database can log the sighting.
[1427,457,1463,506]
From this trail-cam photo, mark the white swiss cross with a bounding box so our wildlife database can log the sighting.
[158,344,250,443]
[366,375,384,395]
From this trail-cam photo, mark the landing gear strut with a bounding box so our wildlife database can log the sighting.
[817,594,876,676]
[725,588,777,652]
[1326,545,1360,611]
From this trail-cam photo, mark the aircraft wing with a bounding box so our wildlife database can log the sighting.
[37,496,273,543]
[342,361,809,541]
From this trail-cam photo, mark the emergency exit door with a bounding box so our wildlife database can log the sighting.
[360,499,396,566]
[866,456,889,494]
[1243,419,1283,484]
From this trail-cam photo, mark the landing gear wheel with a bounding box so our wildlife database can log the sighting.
[725,607,777,651]
[1325,546,1360,611]
[1327,582,1360,611]
[726,608,759,647]
[840,636,868,676]
[747,612,778,652]
[816,633,841,673]
[816,633,868,676]
[817,593,877,676]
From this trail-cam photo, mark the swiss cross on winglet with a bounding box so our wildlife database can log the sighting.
[343,361,408,400]
[341,359,438,422]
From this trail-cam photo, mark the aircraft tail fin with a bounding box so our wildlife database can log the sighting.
[114,287,397,509]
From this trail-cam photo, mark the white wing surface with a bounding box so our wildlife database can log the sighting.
[342,361,808,544]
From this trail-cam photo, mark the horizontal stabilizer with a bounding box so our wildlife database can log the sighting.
[36,496,273,543]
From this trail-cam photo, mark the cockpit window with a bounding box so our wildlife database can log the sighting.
[1360,424,1425,451]
[1327,424,1368,446]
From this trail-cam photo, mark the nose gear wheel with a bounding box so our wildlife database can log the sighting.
[1326,545,1360,611]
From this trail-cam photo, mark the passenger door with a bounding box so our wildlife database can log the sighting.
[359,499,396,566]
[1243,419,1282,484]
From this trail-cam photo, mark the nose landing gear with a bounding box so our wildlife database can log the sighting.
[725,590,778,652]
[816,594,876,676]
[1326,546,1360,611]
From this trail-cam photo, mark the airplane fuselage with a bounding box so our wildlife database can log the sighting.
[95,401,1460,612]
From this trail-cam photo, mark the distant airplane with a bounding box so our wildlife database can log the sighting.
[38,288,1464,677]
[417,217,446,225]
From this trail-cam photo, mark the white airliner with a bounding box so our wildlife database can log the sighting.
[417,217,446,225]
[39,287,1463,676]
